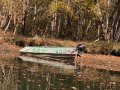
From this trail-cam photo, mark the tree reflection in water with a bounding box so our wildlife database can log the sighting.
[0,59,120,90]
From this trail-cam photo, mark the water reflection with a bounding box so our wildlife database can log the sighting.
[0,59,120,90]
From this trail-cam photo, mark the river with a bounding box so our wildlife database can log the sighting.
[0,58,120,90]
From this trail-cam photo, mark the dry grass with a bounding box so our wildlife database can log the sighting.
[0,31,120,59]
[77,54,120,72]
[0,42,21,60]
[0,31,17,37]
[0,31,120,72]
[16,37,80,47]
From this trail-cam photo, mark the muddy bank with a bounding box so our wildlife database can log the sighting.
[0,42,120,72]
[0,34,120,72]
[0,31,119,56]
[0,43,20,59]
[11,37,120,56]
[77,54,120,72]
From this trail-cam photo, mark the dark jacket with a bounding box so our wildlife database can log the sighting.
[76,44,86,53]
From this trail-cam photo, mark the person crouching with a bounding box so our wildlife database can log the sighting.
[76,43,86,57]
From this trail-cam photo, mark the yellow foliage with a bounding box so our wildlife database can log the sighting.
[49,1,74,16]
[1,0,25,23]
[100,0,108,6]
[90,5,102,17]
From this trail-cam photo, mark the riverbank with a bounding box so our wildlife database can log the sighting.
[0,31,120,72]
[76,54,120,72]
[0,43,20,60]
[0,41,120,72]
[0,31,120,56]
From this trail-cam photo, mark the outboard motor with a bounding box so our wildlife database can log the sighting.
[76,43,86,57]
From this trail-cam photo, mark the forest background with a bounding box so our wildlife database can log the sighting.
[0,0,120,42]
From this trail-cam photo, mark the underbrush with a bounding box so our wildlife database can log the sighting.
[1,35,120,56]
[87,41,120,56]
[10,36,78,47]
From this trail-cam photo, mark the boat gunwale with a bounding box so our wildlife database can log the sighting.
[19,46,77,55]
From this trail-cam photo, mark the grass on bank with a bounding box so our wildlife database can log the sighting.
[0,31,120,56]
[3,36,120,56]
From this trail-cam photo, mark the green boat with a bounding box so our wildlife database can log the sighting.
[19,46,77,58]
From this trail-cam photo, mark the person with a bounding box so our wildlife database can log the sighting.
[76,43,86,57]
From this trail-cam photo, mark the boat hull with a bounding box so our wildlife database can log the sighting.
[19,46,77,58]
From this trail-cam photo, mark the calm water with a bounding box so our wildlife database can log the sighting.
[0,58,120,90]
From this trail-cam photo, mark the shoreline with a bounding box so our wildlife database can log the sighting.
[0,38,120,72]
[0,44,120,72]
[76,54,120,72]
[0,43,20,60]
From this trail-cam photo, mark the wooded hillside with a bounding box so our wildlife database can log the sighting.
[0,0,120,42]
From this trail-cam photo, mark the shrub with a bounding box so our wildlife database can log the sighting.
[100,42,114,55]
[86,43,101,54]
[111,43,120,56]
[14,37,25,47]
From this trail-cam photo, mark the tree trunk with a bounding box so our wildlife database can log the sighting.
[54,13,57,36]
[51,14,55,37]
[111,0,120,41]
[51,13,57,37]
[77,14,83,40]
[21,11,27,35]
[4,15,12,33]
[13,11,18,35]
[106,0,110,42]
[0,16,7,29]
[57,18,61,38]
[51,0,57,37]
[97,25,100,40]
[13,23,18,35]
[22,0,29,36]
[32,0,37,36]
[86,20,91,35]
